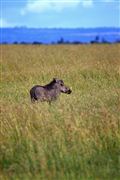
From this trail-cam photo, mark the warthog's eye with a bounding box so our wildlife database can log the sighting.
[59,80,64,86]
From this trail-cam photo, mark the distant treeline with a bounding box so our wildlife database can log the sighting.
[2,36,120,45]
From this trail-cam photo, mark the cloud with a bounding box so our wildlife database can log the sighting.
[82,0,93,7]
[21,0,93,15]
[0,18,14,27]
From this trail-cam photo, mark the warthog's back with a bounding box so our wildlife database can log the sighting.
[30,85,47,102]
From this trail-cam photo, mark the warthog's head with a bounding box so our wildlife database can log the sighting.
[53,78,72,94]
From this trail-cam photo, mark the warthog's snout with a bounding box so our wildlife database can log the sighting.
[61,86,72,94]
[67,89,72,94]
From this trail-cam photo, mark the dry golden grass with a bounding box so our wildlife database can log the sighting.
[0,44,120,179]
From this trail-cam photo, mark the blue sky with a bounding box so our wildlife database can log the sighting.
[1,0,120,28]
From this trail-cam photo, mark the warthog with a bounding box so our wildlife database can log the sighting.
[30,78,72,103]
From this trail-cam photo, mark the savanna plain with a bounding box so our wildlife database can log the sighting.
[0,44,120,180]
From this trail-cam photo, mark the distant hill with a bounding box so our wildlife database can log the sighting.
[1,27,120,44]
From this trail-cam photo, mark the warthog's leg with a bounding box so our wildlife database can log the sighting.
[31,98,36,103]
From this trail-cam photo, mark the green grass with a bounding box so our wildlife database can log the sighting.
[0,44,120,179]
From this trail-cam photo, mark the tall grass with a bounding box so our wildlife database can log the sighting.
[0,44,120,179]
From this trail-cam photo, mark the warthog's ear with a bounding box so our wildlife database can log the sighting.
[53,78,59,83]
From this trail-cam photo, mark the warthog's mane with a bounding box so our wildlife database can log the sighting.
[44,79,61,90]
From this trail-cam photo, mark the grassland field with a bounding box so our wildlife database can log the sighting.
[0,44,120,180]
